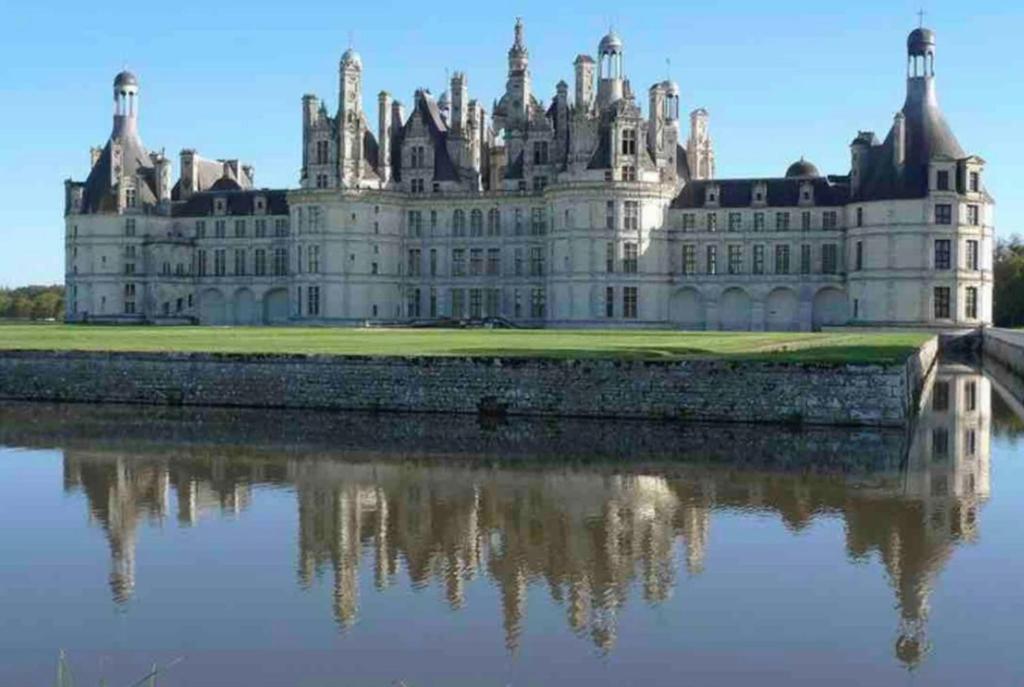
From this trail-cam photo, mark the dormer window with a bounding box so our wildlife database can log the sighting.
[125,187,137,208]
[937,170,950,191]
[752,182,767,207]
[705,185,720,207]
[255,196,266,214]
[621,129,637,156]
[214,198,226,215]
[969,171,980,193]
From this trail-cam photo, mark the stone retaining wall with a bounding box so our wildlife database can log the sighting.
[0,343,937,427]
[983,329,1024,378]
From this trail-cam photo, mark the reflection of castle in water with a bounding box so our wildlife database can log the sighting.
[56,364,994,666]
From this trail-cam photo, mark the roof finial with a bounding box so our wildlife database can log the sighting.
[666,57,671,81]
[347,30,354,49]
[917,8,926,27]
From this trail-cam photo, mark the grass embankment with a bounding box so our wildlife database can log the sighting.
[0,324,931,364]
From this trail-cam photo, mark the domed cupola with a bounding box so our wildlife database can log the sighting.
[907,27,936,57]
[785,158,820,178]
[340,48,362,71]
[598,31,624,55]
[113,70,138,89]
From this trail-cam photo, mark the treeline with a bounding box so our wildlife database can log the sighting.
[0,285,64,321]
[995,236,1024,328]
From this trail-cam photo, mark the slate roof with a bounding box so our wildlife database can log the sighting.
[392,91,461,183]
[172,189,289,217]
[671,176,849,209]
[79,132,157,214]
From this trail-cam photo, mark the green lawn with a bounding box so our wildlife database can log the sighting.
[0,324,932,364]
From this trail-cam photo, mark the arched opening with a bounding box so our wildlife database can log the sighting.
[262,288,290,325]
[765,287,800,331]
[199,288,226,326]
[669,288,704,330]
[812,288,849,329]
[719,288,752,331]
[233,288,256,326]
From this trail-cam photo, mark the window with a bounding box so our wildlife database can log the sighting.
[775,212,790,231]
[234,219,246,238]
[530,207,546,235]
[623,242,638,273]
[371,261,378,275]
[606,201,616,230]
[752,245,765,275]
[307,286,321,316]
[706,213,717,232]
[470,249,483,276]
[966,240,979,270]
[682,245,697,275]
[411,178,425,193]
[485,289,500,317]
[255,249,267,276]
[728,245,743,275]
[621,129,637,155]
[706,245,717,275]
[753,212,765,232]
[623,287,638,319]
[855,241,863,271]
[965,286,978,319]
[934,239,951,270]
[125,218,136,237]
[934,286,951,319]
[728,213,741,232]
[406,288,420,318]
[932,428,949,460]
[274,218,289,237]
[800,244,811,274]
[411,145,426,168]
[429,288,438,318]
[197,250,208,277]
[935,204,952,225]
[624,201,639,230]
[931,381,950,411]
[195,220,206,238]
[967,204,980,226]
[123,283,136,314]
[125,187,137,208]
[605,242,615,273]
[451,289,465,318]
[530,288,546,318]
[966,381,977,412]
[823,211,837,230]
[407,249,421,277]
[234,249,246,276]
[452,249,466,277]
[487,248,501,276]
[514,248,524,276]
[533,141,549,165]
[408,210,423,237]
[272,248,288,276]
[487,208,501,236]
[775,245,790,274]
[621,166,637,182]
[605,286,615,318]
[801,211,811,231]
[470,209,484,236]
[969,171,980,192]
[213,220,225,238]
[529,246,545,276]
[453,209,466,236]
[822,244,838,274]
[469,289,483,318]
[316,140,329,164]
[936,170,950,191]
[255,219,267,237]
[533,175,548,191]
[214,249,226,277]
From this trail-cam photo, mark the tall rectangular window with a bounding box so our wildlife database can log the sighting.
[934,239,951,269]
[682,213,696,231]
[682,245,696,275]
[935,204,952,225]
[429,288,437,318]
[706,245,717,275]
[856,207,863,227]
[272,248,288,276]
[966,240,979,270]
[408,249,421,277]
[706,213,718,232]
[470,249,483,276]
[605,201,615,230]
[800,244,811,274]
[530,207,546,235]
[753,212,765,232]
[215,220,226,238]
[801,211,811,231]
[197,250,208,277]
[452,249,466,277]
[752,245,765,275]
[965,286,978,319]
[514,248,524,276]
[775,212,790,231]
[430,249,438,277]
[234,249,246,276]
[530,288,546,318]
[529,246,545,276]
[775,245,790,274]
[195,220,206,238]
[822,244,838,274]
[623,201,639,230]
[451,289,465,318]
[533,140,549,165]
[469,289,483,318]
[934,286,951,319]
[308,286,321,316]
[822,211,837,230]
[970,171,980,192]
[855,241,863,271]
[967,204,980,226]
[605,286,614,318]
[606,242,615,273]
[254,249,266,276]
[727,244,743,275]
[936,170,950,190]
[728,212,742,232]
[235,219,246,238]
[623,287,638,319]
[125,218,136,237]
[487,248,501,276]
[623,242,638,273]
[214,249,226,276]
[485,289,500,316]
[621,129,637,155]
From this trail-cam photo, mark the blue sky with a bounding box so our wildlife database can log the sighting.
[1,0,1021,286]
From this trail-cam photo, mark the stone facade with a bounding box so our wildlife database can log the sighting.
[0,339,936,426]
[64,23,992,329]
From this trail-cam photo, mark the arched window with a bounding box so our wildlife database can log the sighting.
[470,209,483,236]
[453,209,466,236]
[487,208,501,236]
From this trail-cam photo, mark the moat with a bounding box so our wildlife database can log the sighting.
[1,360,1021,686]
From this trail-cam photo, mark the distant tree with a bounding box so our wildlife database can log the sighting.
[0,285,65,320]
[994,236,1024,327]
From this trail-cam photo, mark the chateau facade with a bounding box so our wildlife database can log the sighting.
[64,21,994,329]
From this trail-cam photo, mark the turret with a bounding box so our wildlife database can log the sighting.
[687,108,715,180]
[596,31,625,107]
[849,131,875,196]
[647,82,665,153]
[893,111,906,168]
[338,47,364,187]
[450,72,468,134]
[112,71,139,139]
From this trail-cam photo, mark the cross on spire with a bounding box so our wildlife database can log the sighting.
[916,8,926,27]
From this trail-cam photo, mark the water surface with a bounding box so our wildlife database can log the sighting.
[1,362,1021,686]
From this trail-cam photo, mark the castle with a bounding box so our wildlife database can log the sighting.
[63,21,993,329]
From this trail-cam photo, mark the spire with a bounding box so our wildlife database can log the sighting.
[508,17,528,73]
